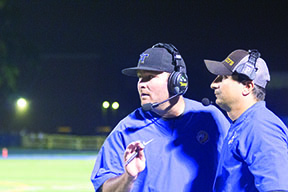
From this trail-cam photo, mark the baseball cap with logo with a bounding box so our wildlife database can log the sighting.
[122,46,186,77]
[204,49,270,88]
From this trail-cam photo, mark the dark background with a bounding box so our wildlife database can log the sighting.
[1,0,288,135]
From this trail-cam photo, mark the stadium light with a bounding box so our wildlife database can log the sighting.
[102,101,110,109]
[111,102,119,110]
[16,98,28,112]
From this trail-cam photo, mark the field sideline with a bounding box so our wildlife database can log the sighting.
[0,149,98,192]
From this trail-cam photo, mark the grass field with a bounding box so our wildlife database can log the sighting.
[0,149,97,192]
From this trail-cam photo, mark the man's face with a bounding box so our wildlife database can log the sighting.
[210,75,244,111]
[137,70,170,106]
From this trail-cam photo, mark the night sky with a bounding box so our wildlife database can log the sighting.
[2,1,288,134]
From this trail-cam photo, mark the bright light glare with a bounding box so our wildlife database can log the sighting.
[112,102,119,110]
[102,101,110,109]
[17,98,28,110]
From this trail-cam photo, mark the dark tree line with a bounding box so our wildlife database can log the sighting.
[0,0,39,133]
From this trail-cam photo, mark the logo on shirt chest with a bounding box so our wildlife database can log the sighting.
[227,130,239,145]
[196,130,209,144]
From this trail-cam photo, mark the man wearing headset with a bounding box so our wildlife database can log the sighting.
[204,49,288,191]
[91,43,230,192]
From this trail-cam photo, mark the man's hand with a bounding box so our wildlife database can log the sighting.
[124,141,146,178]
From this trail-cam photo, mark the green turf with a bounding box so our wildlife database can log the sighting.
[0,159,96,192]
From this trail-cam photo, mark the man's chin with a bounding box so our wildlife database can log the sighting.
[141,100,152,105]
[215,100,223,107]
[216,101,229,112]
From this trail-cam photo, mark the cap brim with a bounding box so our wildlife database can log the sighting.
[204,59,233,76]
[121,66,164,77]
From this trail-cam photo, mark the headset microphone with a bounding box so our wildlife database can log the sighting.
[142,92,182,111]
[201,98,213,106]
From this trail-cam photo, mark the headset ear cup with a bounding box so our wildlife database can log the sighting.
[168,72,176,94]
[234,62,257,80]
[168,72,188,95]
[234,49,260,80]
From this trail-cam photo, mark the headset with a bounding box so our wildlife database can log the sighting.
[234,49,260,80]
[152,43,188,95]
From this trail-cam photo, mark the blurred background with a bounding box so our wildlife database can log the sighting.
[0,0,288,149]
[0,1,287,191]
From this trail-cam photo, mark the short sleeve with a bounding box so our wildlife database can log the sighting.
[90,130,126,191]
[237,120,288,191]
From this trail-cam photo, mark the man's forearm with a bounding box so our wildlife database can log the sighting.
[102,172,137,192]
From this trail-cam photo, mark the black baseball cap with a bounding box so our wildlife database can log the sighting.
[122,45,186,77]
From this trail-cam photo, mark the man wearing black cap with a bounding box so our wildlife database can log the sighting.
[205,49,288,191]
[91,43,229,192]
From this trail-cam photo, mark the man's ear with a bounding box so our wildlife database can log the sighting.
[242,81,254,96]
